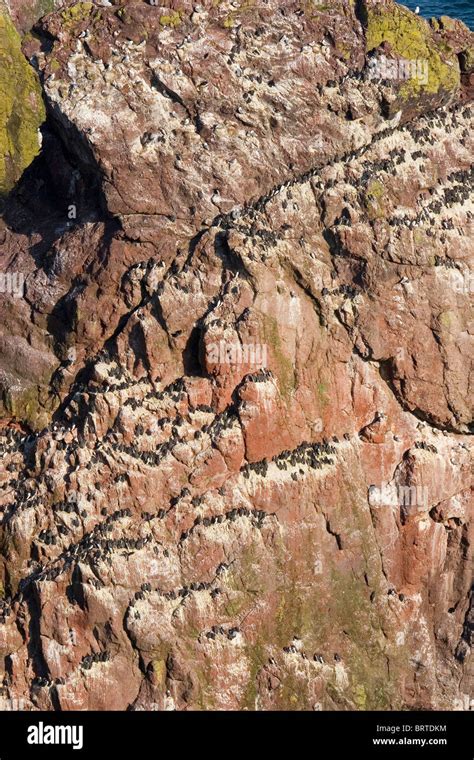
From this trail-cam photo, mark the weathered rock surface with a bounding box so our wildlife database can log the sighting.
[2,0,61,33]
[0,0,472,711]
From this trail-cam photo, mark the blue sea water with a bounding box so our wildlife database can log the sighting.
[403,1,474,30]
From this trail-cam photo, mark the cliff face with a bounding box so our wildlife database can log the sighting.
[0,0,472,711]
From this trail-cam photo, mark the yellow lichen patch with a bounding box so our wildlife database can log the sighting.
[459,45,474,73]
[151,659,167,685]
[49,58,61,73]
[159,11,181,27]
[364,179,386,220]
[220,0,255,30]
[364,3,459,99]
[0,10,45,197]
[438,16,457,32]
[353,682,367,709]
[60,1,93,27]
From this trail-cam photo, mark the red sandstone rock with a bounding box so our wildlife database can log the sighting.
[0,0,472,712]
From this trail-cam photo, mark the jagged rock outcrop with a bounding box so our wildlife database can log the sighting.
[0,0,472,711]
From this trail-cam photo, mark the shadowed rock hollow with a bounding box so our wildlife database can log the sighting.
[0,0,472,711]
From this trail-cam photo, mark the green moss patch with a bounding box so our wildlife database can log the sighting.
[261,313,296,399]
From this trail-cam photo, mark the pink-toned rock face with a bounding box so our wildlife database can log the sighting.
[0,0,472,711]
[3,0,61,32]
